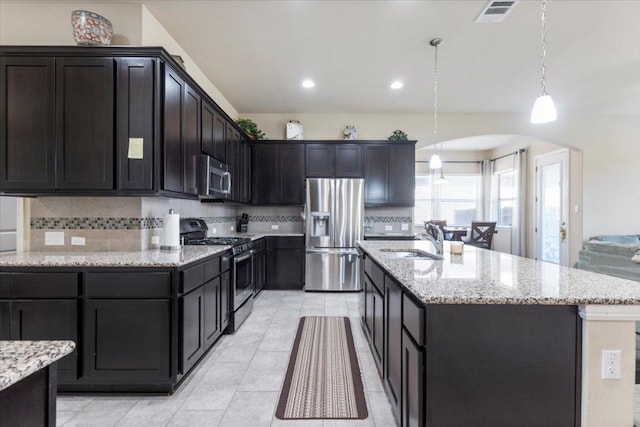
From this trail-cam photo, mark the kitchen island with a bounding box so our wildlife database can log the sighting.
[358,240,640,427]
[0,340,75,427]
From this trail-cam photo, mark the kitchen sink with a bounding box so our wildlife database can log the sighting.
[380,249,443,261]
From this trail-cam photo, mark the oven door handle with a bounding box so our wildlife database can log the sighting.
[234,251,254,263]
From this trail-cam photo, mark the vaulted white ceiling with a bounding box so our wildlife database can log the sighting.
[143,0,640,115]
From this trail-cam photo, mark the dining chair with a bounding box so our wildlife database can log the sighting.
[464,221,497,249]
[424,220,447,240]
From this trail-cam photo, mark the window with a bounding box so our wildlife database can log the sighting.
[415,171,480,227]
[495,170,516,226]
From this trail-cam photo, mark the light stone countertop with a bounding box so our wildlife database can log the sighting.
[358,240,640,305]
[0,340,76,391]
[0,234,305,268]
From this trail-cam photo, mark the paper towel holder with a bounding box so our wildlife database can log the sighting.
[161,209,181,251]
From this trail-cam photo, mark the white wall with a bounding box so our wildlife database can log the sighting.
[0,1,239,119]
[244,113,638,250]
[0,2,143,45]
[0,197,18,253]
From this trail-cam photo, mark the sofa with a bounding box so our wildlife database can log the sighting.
[574,235,640,383]
[574,235,640,282]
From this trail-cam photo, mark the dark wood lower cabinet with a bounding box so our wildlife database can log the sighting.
[372,284,384,371]
[266,237,304,290]
[0,301,11,339]
[204,277,221,349]
[220,271,230,332]
[85,299,171,383]
[180,287,204,375]
[0,363,57,427]
[10,300,78,383]
[384,276,402,423]
[401,328,424,427]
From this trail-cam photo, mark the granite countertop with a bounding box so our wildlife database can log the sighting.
[0,340,76,391]
[358,240,640,305]
[0,233,305,268]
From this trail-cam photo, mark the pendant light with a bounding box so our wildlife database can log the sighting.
[530,0,557,124]
[434,168,448,185]
[429,38,443,169]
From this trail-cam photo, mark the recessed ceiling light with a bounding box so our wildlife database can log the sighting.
[390,81,404,89]
[302,79,315,88]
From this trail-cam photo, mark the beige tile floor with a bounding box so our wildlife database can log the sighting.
[56,291,395,427]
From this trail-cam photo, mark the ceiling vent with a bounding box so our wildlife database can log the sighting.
[475,0,519,23]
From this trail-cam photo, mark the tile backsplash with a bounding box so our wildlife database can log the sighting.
[364,207,414,234]
[27,197,411,251]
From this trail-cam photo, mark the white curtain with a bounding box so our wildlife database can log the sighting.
[510,150,527,256]
[481,160,494,221]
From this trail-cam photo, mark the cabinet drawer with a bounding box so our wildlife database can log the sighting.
[253,238,265,252]
[86,272,171,298]
[204,258,220,282]
[221,252,231,273]
[11,273,79,298]
[267,236,303,250]
[0,273,9,298]
[364,257,384,293]
[181,263,206,294]
[402,293,425,346]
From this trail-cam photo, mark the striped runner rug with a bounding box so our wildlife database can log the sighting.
[275,316,368,420]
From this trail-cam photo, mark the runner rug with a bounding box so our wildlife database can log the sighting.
[275,316,368,420]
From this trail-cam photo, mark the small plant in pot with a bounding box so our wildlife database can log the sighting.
[388,129,408,141]
[236,118,266,140]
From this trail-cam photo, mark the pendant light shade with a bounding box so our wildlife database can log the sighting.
[531,0,556,124]
[430,153,442,170]
[530,94,557,124]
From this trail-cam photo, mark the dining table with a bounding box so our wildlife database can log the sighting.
[443,226,469,241]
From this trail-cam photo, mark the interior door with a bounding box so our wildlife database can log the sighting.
[535,150,569,265]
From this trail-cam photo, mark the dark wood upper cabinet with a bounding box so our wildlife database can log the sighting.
[201,100,226,163]
[162,66,184,193]
[183,84,200,195]
[388,144,415,206]
[116,57,155,191]
[0,57,55,190]
[305,144,334,177]
[252,144,278,204]
[55,57,114,190]
[364,145,389,204]
[335,144,362,178]
[278,144,305,204]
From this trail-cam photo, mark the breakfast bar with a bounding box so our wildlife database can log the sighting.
[358,240,640,426]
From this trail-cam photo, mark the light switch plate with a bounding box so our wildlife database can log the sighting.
[272,224,279,230]
[401,224,409,231]
[151,236,160,245]
[384,225,393,231]
[71,236,86,246]
[211,228,217,234]
[45,232,65,246]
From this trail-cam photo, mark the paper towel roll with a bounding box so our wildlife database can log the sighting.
[161,210,180,250]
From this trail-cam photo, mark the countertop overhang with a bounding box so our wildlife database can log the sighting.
[358,240,640,305]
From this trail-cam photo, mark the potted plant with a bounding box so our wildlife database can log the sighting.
[236,118,266,140]
[388,129,408,141]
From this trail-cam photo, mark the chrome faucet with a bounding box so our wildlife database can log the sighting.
[420,223,444,254]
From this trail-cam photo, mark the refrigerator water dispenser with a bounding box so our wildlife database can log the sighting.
[311,212,330,237]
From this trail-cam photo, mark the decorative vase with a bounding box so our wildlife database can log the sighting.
[71,10,113,46]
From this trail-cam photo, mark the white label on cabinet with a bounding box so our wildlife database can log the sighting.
[127,138,144,159]
[45,232,65,246]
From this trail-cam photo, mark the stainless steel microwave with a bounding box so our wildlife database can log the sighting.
[200,155,231,199]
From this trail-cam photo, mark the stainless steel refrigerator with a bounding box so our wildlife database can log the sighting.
[305,178,364,291]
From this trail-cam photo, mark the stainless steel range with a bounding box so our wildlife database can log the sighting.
[180,219,254,332]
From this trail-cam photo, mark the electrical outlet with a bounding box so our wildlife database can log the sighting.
[384,225,393,231]
[601,350,622,379]
[71,237,86,246]
[230,226,234,231]
[401,224,409,231]
[211,227,217,234]
[44,232,65,246]
[272,224,279,230]
[151,235,160,245]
